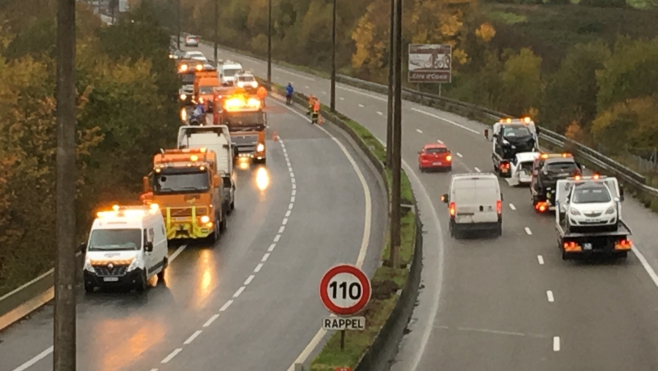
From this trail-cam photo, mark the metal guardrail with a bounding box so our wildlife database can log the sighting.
[335,74,658,198]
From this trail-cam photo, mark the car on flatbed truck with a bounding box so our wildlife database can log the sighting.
[485,117,538,178]
[555,175,630,260]
[530,153,581,213]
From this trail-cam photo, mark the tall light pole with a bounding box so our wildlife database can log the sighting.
[330,0,337,112]
[54,0,77,369]
[267,0,272,85]
[176,0,181,49]
[213,0,218,63]
[385,0,394,167]
[389,0,402,269]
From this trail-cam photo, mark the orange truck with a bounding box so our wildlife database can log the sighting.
[194,69,220,106]
[218,95,267,164]
[141,148,228,242]
[177,59,206,104]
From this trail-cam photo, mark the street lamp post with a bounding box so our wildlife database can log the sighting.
[214,0,218,63]
[267,0,272,85]
[385,0,394,167]
[389,0,402,269]
[54,0,77,369]
[330,0,337,112]
[176,0,181,49]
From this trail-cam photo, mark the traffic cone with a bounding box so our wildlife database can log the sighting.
[273,131,279,141]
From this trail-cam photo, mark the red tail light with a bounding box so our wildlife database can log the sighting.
[501,163,509,169]
[496,200,502,214]
[449,202,456,217]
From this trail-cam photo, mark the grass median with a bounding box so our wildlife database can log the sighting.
[265,81,417,370]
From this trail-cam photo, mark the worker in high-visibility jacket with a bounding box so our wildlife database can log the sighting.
[307,94,316,116]
[257,86,268,108]
[311,99,321,124]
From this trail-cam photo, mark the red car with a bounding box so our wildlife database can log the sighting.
[418,143,452,172]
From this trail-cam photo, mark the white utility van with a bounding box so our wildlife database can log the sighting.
[219,60,243,85]
[177,125,236,213]
[81,204,168,293]
[441,173,503,238]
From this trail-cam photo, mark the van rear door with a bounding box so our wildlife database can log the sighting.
[453,178,499,224]
[474,179,500,223]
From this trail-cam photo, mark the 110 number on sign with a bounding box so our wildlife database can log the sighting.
[319,264,371,316]
[328,273,363,306]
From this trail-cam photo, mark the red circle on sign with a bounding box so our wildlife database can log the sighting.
[319,264,371,315]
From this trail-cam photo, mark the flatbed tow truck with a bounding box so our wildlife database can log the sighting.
[555,175,631,260]
[485,117,538,178]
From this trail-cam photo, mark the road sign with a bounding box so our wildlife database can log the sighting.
[408,44,452,84]
[319,264,371,315]
[322,316,366,330]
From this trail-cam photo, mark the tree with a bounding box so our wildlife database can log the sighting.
[498,48,543,116]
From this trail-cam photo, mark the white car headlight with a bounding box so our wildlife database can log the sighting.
[570,208,581,215]
[251,81,258,88]
[237,82,244,87]
[126,258,139,272]
[605,206,616,215]
[257,143,265,152]
[180,93,187,100]
[84,259,95,272]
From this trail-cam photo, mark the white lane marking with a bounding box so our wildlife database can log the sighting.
[553,336,560,351]
[288,167,293,172]
[169,244,188,263]
[291,178,296,183]
[282,218,288,225]
[184,330,202,345]
[276,68,315,81]
[161,348,182,363]
[456,152,463,158]
[244,275,255,285]
[358,104,364,108]
[268,243,276,252]
[340,97,345,100]
[337,84,387,102]
[416,129,423,134]
[288,203,294,210]
[275,99,373,371]
[537,255,544,265]
[291,190,296,196]
[546,290,554,303]
[150,369,158,371]
[203,314,219,327]
[377,111,383,115]
[509,203,516,210]
[631,245,658,291]
[219,300,233,312]
[290,172,295,178]
[411,107,480,134]
[233,286,245,298]
[525,227,533,235]
[11,346,53,371]
[305,85,310,89]
[262,253,270,262]
[274,234,281,242]
[254,263,263,273]
[278,226,285,233]
[474,167,481,172]
[437,140,443,144]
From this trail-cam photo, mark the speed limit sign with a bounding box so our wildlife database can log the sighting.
[319,264,371,315]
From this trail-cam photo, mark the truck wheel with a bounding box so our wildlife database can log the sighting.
[212,212,221,242]
[496,222,502,237]
[136,271,148,292]
[220,209,228,233]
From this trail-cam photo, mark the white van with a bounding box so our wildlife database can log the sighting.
[441,173,503,238]
[81,204,169,293]
[219,61,243,85]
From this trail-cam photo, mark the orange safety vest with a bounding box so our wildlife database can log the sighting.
[313,100,321,112]
[257,87,267,99]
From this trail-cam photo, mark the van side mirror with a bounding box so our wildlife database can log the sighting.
[213,175,221,187]
[78,242,87,253]
[484,129,489,140]
[441,194,449,203]
[145,242,154,252]
[143,176,151,193]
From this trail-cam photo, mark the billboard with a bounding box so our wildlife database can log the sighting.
[408,44,452,84]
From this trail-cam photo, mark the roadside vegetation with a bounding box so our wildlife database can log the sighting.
[151,0,658,187]
[0,1,179,297]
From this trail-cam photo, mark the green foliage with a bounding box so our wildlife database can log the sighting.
[0,0,179,296]
[499,48,543,116]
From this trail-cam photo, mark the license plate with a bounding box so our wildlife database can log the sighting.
[584,243,592,250]
[103,277,119,282]
[433,162,442,165]
[585,219,598,223]
[173,217,189,221]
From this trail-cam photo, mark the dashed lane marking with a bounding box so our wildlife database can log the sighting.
[203,314,219,328]
[474,167,481,172]
[416,129,423,134]
[244,275,255,285]
[377,111,383,115]
[537,255,544,265]
[509,203,516,210]
[183,330,202,345]
[456,152,463,158]
[161,348,182,364]
[525,227,533,235]
[233,286,245,298]
[411,107,480,134]
[254,263,263,273]
[219,300,233,312]
[546,291,554,303]
[553,336,561,352]
[358,104,364,108]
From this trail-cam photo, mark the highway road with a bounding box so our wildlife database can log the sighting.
[206,44,658,370]
[0,100,386,370]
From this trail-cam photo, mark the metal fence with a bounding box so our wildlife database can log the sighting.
[335,74,658,199]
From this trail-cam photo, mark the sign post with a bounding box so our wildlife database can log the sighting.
[319,264,372,351]
[408,44,452,90]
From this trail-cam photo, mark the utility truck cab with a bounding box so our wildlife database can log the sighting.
[178,125,236,213]
[220,95,267,164]
[485,117,538,178]
[441,173,503,238]
[81,204,168,293]
[219,61,243,86]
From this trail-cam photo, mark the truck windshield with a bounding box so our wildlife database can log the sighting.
[180,73,195,84]
[153,171,209,194]
[199,86,215,94]
[223,68,241,77]
[223,112,264,130]
[572,187,611,204]
[88,229,141,251]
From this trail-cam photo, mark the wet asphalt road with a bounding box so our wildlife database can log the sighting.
[204,45,658,371]
[0,97,386,370]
